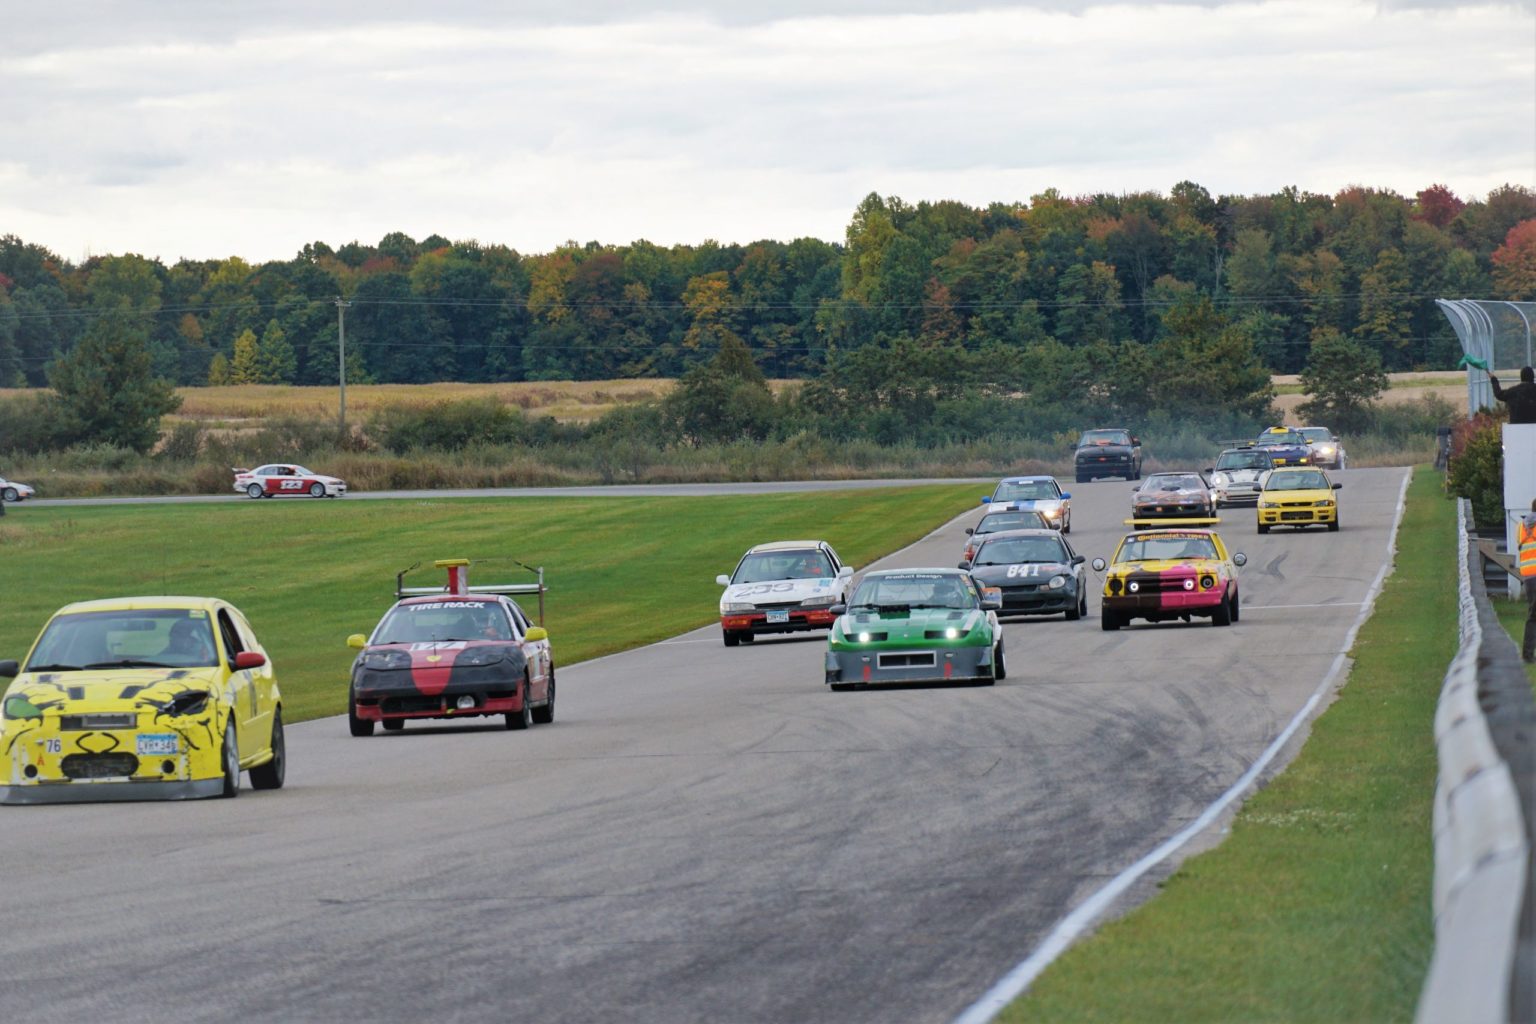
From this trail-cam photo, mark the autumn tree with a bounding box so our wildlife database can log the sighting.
[1491,219,1536,301]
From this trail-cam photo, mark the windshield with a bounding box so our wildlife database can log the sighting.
[850,573,979,610]
[373,600,511,643]
[1141,474,1205,492]
[1078,430,1130,446]
[992,481,1058,502]
[1298,428,1332,442]
[733,549,834,584]
[1265,471,1329,491]
[976,511,1048,534]
[26,609,220,671]
[1216,451,1272,471]
[1256,430,1306,446]
[1115,535,1218,562]
[974,536,1070,565]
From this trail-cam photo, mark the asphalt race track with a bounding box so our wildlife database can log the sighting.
[0,468,1410,1023]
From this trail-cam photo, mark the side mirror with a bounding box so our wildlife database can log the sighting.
[958,560,972,570]
[1233,552,1248,567]
[1203,467,1214,475]
[715,574,731,586]
[837,566,854,579]
[233,651,267,670]
[980,588,1002,611]
[0,660,17,679]
[1059,492,1071,500]
[964,527,975,535]
[1091,558,1107,572]
[1332,482,1343,490]
[1071,554,1085,565]
[980,495,992,504]
[828,603,847,616]
[524,627,549,642]
[347,633,368,649]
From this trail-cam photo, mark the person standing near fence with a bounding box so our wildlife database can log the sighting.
[1490,366,1536,424]
[1520,497,1536,663]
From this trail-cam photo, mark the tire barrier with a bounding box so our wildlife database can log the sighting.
[1417,500,1536,1023]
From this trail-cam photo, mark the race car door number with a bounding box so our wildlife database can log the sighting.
[136,734,179,755]
[766,609,790,624]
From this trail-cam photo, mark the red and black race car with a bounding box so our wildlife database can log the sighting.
[346,559,553,735]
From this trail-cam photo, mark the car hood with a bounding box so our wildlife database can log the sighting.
[721,577,843,609]
[1213,468,1264,484]
[4,666,226,715]
[837,606,984,641]
[1262,488,1333,503]
[967,562,1074,585]
[996,498,1066,513]
[1107,558,1228,578]
[1135,489,1205,499]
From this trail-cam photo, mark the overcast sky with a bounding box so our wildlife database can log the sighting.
[2,0,1532,265]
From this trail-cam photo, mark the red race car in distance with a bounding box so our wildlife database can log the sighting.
[233,464,347,498]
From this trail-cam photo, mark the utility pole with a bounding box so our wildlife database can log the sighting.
[335,296,352,434]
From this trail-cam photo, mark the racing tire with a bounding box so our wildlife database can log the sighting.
[381,718,404,731]
[309,482,325,498]
[532,672,555,725]
[1,487,17,502]
[1066,591,1085,621]
[348,697,374,737]
[220,722,240,798]
[1212,593,1233,627]
[246,483,264,499]
[249,709,286,790]
[1257,523,1270,535]
[1076,474,1088,484]
[1232,592,1241,622]
[1101,607,1122,631]
[506,678,532,731]
[1327,518,1340,533]
[992,640,1007,681]
[1062,516,1071,534]
[723,630,740,648]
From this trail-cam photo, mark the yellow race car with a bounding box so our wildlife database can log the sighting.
[0,597,284,803]
[1256,467,1342,533]
[1090,529,1248,630]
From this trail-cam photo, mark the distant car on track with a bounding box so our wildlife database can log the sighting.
[1129,472,1217,526]
[0,476,34,502]
[1073,428,1143,482]
[961,528,1088,620]
[960,508,1049,563]
[1205,448,1272,507]
[1091,529,1247,631]
[716,541,854,647]
[1257,467,1342,533]
[233,464,347,498]
[347,559,553,735]
[0,596,284,802]
[1250,427,1312,467]
[1296,426,1347,469]
[825,569,1004,689]
[982,475,1072,532]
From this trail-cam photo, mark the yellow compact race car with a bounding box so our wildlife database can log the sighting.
[1091,529,1247,630]
[0,597,284,803]
[1256,467,1342,533]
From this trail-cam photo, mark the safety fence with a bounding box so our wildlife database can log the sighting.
[1417,500,1535,1023]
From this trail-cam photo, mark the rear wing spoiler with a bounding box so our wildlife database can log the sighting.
[395,558,547,624]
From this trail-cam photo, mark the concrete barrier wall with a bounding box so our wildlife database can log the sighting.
[1417,500,1535,1023]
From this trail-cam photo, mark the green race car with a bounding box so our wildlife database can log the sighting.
[824,569,1004,690]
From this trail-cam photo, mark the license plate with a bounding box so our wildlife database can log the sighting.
[766,609,790,624]
[136,733,178,756]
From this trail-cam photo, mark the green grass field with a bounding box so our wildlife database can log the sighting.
[0,485,976,721]
[1003,467,1449,1023]
[1492,596,1536,695]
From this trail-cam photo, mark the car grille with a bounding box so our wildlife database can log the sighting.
[59,714,136,730]
[60,753,139,779]
[1280,511,1315,521]
[382,696,444,714]
[1121,576,1191,594]
[754,601,802,611]
[877,652,936,668]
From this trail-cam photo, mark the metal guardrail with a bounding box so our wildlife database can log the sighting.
[1417,500,1535,1023]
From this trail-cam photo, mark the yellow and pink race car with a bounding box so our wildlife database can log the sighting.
[1091,528,1247,631]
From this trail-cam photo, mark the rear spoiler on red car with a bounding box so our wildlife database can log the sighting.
[395,558,547,623]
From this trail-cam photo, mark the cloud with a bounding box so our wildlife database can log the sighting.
[1,0,1530,262]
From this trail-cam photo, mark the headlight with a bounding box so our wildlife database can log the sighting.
[944,627,961,639]
[1182,578,1195,591]
[857,631,872,643]
[1315,499,1334,507]
[722,602,756,613]
[361,649,412,670]
[457,646,507,667]
[1041,506,1062,518]
[1128,580,1140,593]
[801,595,838,608]
[151,689,210,717]
[1259,500,1278,509]
[1212,473,1229,486]
[1047,575,1067,589]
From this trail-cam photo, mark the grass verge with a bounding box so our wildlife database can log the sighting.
[0,484,976,722]
[1491,596,1536,696]
[1002,466,1450,1023]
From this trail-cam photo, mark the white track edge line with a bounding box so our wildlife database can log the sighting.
[951,467,1413,1024]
